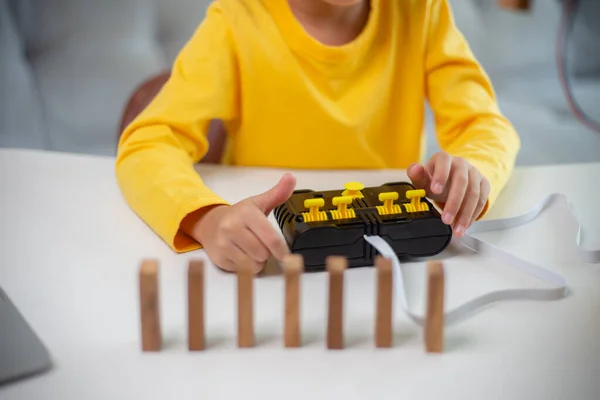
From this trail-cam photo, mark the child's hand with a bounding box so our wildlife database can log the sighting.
[192,173,297,273]
[407,152,490,236]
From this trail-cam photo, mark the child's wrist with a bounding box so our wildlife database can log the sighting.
[181,204,228,242]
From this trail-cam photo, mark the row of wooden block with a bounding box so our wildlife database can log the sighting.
[139,255,445,352]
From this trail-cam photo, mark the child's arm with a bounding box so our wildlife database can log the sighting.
[419,0,521,228]
[115,5,236,253]
[117,5,294,271]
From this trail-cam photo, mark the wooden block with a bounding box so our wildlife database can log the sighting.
[283,254,303,348]
[188,259,205,351]
[424,260,445,353]
[139,259,161,351]
[326,256,347,350]
[375,256,393,348]
[237,264,254,348]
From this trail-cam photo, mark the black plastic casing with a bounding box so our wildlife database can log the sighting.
[273,182,452,271]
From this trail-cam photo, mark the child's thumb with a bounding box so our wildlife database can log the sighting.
[251,172,296,215]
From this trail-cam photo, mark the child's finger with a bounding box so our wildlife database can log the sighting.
[429,152,452,194]
[246,209,289,261]
[454,169,481,235]
[232,228,270,263]
[441,161,468,224]
[250,172,296,215]
[470,178,490,226]
[212,245,258,273]
[227,241,263,273]
[214,258,236,273]
[407,163,429,190]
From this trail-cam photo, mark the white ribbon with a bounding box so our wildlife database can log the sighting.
[364,193,599,327]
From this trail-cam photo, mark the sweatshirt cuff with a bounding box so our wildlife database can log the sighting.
[170,196,231,253]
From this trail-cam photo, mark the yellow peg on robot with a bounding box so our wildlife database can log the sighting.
[302,198,328,222]
[331,196,356,220]
[376,192,402,215]
[342,182,364,199]
[404,189,429,212]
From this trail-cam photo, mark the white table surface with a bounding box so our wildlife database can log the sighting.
[1,148,599,400]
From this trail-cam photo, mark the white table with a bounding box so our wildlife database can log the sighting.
[1,148,599,400]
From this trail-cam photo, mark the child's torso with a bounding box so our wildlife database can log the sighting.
[217,0,430,169]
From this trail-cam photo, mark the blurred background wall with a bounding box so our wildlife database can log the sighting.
[1,0,599,165]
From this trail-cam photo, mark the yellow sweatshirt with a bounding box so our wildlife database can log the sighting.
[116,0,520,252]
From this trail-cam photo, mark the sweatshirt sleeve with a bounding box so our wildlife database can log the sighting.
[423,0,520,217]
[115,5,237,252]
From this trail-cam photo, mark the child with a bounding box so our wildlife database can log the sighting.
[116,0,520,273]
